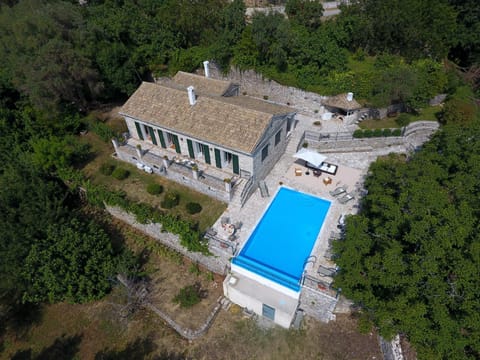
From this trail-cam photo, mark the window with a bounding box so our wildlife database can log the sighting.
[261,144,269,161]
[275,130,282,146]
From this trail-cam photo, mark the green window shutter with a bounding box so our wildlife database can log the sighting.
[232,154,239,174]
[187,139,195,159]
[148,127,157,145]
[134,122,144,140]
[214,149,222,168]
[203,144,211,164]
[172,135,181,154]
[157,130,166,148]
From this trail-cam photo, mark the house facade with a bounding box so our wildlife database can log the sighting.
[116,72,296,202]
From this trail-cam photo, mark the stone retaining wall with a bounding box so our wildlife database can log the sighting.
[209,64,327,116]
[105,205,230,275]
[299,286,338,322]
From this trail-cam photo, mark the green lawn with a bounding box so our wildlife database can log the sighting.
[360,106,441,129]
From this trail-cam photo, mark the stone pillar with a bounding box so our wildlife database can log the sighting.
[136,145,143,159]
[162,157,170,169]
[224,179,232,193]
[111,138,119,153]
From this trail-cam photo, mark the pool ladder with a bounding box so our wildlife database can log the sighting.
[303,255,317,269]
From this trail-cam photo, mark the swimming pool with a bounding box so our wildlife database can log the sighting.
[232,187,331,292]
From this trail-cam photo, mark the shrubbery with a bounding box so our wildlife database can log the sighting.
[146,183,163,195]
[395,113,411,127]
[186,202,202,214]
[89,120,118,142]
[100,163,115,176]
[352,128,403,138]
[111,167,130,180]
[173,283,204,308]
[161,191,180,209]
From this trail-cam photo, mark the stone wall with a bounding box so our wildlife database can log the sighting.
[299,286,337,322]
[209,64,327,116]
[105,205,230,275]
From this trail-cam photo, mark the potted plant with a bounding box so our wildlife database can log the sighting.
[192,164,199,179]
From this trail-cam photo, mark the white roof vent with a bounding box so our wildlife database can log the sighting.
[347,92,354,101]
[187,86,196,106]
[203,60,210,78]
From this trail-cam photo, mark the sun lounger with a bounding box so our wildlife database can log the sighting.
[338,192,355,204]
[329,186,346,197]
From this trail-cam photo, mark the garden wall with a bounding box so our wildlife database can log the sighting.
[105,205,230,275]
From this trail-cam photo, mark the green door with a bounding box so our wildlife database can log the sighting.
[172,135,181,154]
[157,130,166,148]
[203,144,211,164]
[214,149,222,169]
[134,122,144,140]
[148,127,157,145]
[232,154,239,175]
[187,139,195,159]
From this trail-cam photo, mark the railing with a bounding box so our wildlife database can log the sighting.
[204,230,237,255]
[301,273,339,298]
[240,175,256,207]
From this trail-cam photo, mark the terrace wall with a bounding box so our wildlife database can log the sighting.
[105,205,230,275]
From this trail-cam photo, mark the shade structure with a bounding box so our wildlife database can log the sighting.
[293,148,327,168]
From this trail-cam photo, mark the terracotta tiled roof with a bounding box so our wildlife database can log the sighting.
[119,82,294,154]
[172,71,235,96]
[322,93,361,111]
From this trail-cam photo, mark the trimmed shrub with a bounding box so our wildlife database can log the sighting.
[147,183,164,195]
[302,142,308,148]
[392,128,402,136]
[373,128,383,137]
[313,121,321,126]
[382,128,392,137]
[161,191,180,209]
[100,163,115,176]
[186,202,202,214]
[363,129,373,138]
[353,129,364,138]
[173,284,202,308]
[111,167,130,180]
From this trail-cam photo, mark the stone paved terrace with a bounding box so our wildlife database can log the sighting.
[208,110,412,321]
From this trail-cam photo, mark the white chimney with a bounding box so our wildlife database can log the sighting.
[347,92,354,101]
[187,86,196,106]
[203,60,210,78]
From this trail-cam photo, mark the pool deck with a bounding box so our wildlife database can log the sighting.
[211,112,408,289]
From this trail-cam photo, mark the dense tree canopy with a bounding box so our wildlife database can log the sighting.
[334,120,480,358]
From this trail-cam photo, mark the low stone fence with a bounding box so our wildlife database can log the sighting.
[301,121,439,153]
[146,298,223,340]
[105,205,230,275]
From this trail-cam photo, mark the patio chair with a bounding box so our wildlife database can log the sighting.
[338,192,355,204]
[233,221,243,230]
[313,169,321,177]
[221,216,230,225]
[329,186,346,197]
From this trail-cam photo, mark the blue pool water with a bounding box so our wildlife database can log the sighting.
[232,187,331,292]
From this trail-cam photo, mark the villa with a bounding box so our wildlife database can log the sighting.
[115,68,296,203]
